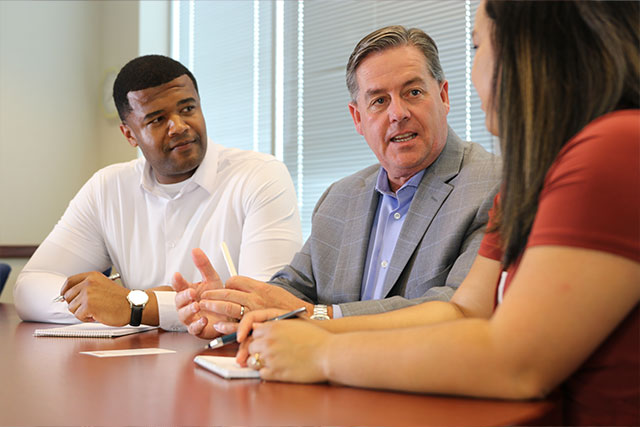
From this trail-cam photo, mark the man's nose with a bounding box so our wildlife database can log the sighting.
[168,115,189,136]
[388,97,410,122]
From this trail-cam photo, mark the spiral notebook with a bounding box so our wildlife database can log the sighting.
[33,323,157,338]
[194,355,261,379]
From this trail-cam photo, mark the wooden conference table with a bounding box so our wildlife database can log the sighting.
[0,303,557,426]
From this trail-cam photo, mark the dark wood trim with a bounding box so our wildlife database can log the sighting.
[0,245,38,258]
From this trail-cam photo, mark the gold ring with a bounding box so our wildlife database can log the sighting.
[248,352,263,370]
[239,305,245,318]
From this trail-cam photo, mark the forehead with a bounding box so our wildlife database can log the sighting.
[356,45,433,92]
[126,74,198,113]
[473,1,490,34]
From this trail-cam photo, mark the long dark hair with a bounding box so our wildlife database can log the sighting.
[485,0,640,267]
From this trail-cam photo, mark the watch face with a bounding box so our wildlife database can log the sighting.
[127,290,149,306]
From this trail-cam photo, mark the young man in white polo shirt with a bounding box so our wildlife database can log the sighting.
[14,55,302,330]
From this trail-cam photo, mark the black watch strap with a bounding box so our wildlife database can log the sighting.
[130,305,143,326]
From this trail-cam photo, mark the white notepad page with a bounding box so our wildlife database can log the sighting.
[194,355,261,379]
[33,323,158,338]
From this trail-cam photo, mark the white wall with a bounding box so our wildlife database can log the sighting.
[0,0,142,303]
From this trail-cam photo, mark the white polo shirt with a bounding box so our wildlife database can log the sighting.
[14,142,302,330]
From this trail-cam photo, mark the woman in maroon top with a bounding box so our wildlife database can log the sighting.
[230,2,639,425]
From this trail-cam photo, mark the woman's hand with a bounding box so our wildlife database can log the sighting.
[235,309,332,383]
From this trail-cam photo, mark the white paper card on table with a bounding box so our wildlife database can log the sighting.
[33,323,157,338]
[194,355,260,379]
[80,348,176,358]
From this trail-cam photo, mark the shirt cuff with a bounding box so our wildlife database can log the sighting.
[154,290,187,332]
[332,304,343,319]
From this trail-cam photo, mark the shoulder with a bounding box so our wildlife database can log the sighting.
[206,146,298,210]
[437,137,501,202]
[308,164,378,215]
[325,163,379,194]
[531,110,640,262]
[458,140,502,181]
[215,145,288,175]
[216,144,280,164]
[549,110,639,186]
[82,158,142,189]
[63,158,143,213]
[564,109,639,155]
[308,164,379,227]
[435,129,501,186]
[578,109,639,142]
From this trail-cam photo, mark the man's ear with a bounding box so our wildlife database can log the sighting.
[439,80,450,113]
[348,102,364,136]
[119,123,138,148]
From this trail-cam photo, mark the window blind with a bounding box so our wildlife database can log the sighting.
[172,0,496,238]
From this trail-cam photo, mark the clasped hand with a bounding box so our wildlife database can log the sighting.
[173,248,313,339]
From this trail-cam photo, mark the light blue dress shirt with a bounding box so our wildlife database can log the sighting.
[332,167,425,317]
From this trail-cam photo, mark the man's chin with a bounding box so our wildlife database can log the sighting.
[166,155,204,177]
[172,142,204,161]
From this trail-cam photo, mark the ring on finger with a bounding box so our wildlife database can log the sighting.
[248,352,264,370]
[239,305,245,318]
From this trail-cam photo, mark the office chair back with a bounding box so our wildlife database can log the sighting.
[0,263,11,296]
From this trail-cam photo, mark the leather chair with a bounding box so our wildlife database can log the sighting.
[0,263,11,296]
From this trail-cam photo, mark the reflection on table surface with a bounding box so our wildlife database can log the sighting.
[0,303,557,426]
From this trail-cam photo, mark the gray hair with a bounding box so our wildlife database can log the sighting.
[346,25,445,102]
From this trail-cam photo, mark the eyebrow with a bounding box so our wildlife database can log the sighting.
[142,97,197,122]
[177,97,197,107]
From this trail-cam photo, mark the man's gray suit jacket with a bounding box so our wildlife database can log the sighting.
[269,128,501,316]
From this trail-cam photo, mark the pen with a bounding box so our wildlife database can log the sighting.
[205,306,307,349]
[53,272,121,302]
[220,241,237,278]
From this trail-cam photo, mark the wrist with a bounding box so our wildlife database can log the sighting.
[140,290,160,326]
[319,332,338,382]
[126,290,149,326]
[310,304,331,321]
[304,302,315,318]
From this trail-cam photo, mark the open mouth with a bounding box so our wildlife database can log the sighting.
[390,132,417,143]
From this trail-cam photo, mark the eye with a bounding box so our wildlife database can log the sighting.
[182,105,196,113]
[409,89,422,96]
[148,116,164,125]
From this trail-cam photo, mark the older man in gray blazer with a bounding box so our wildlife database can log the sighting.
[174,25,500,338]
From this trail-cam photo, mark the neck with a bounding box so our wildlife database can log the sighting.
[387,171,420,193]
[154,168,197,184]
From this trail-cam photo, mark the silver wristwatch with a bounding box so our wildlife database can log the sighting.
[310,304,330,320]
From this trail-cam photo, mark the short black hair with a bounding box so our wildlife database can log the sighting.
[113,55,199,122]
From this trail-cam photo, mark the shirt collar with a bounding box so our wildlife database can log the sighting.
[189,139,218,195]
[375,167,426,197]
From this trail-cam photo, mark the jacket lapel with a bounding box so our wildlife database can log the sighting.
[333,168,380,296]
[380,127,466,297]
